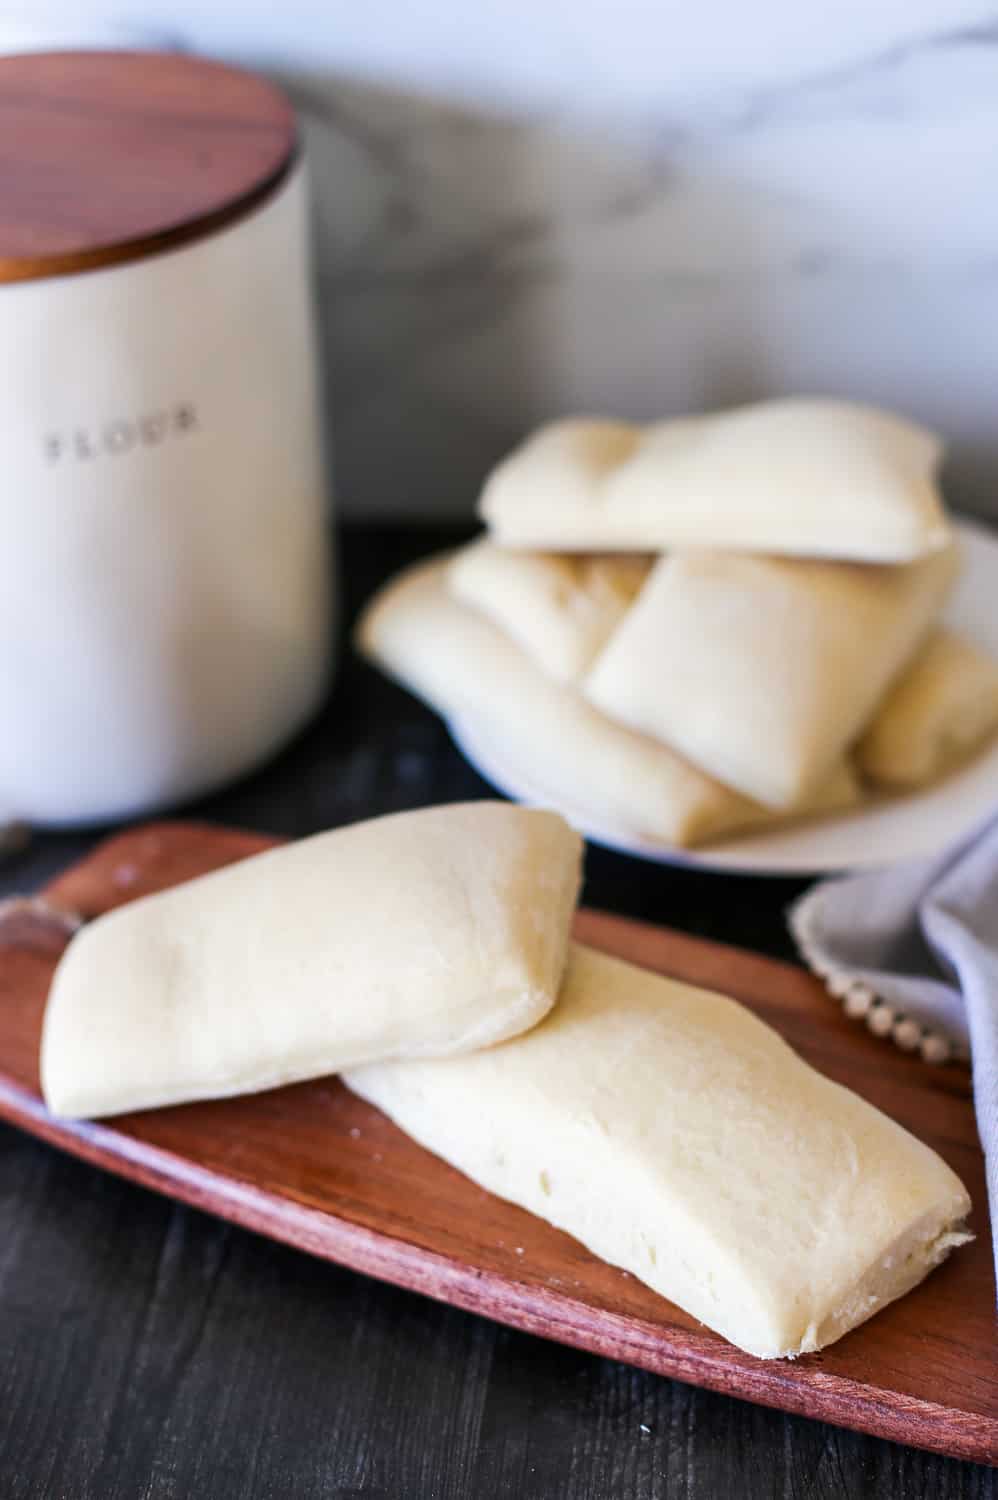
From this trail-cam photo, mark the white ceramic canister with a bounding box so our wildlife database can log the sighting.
[0,51,334,825]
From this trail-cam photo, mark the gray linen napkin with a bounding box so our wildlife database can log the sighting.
[789,812,998,1294]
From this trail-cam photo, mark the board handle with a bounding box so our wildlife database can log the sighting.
[0,896,81,956]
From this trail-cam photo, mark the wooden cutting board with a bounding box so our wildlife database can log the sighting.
[0,822,994,1465]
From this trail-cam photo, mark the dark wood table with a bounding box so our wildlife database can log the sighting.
[1,525,993,1499]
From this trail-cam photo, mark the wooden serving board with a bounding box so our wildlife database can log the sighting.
[0,823,994,1465]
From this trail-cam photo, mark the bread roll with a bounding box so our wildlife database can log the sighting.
[857,628,998,787]
[449,540,651,683]
[585,545,959,808]
[42,803,582,1118]
[346,943,971,1359]
[480,401,950,562]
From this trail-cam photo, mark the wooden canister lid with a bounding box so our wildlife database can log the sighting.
[0,50,297,284]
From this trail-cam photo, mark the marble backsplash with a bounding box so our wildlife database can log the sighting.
[284,43,997,521]
[11,2,998,520]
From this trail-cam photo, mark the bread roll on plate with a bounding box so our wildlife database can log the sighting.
[586,545,959,809]
[449,540,651,683]
[857,628,998,788]
[480,401,950,563]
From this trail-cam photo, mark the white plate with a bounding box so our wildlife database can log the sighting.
[449,520,998,875]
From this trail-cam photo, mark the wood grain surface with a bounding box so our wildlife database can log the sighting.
[0,51,296,283]
[0,820,993,1466]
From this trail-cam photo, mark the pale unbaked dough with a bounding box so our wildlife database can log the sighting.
[449,539,651,683]
[41,803,582,1119]
[857,628,998,788]
[345,943,971,1359]
[356,556,860,847]
[480,402,951,562]
[585,544,960,809]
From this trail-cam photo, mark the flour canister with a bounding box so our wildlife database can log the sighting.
[0,51,334,825]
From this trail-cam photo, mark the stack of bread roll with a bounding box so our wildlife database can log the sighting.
[359,399,998,848]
